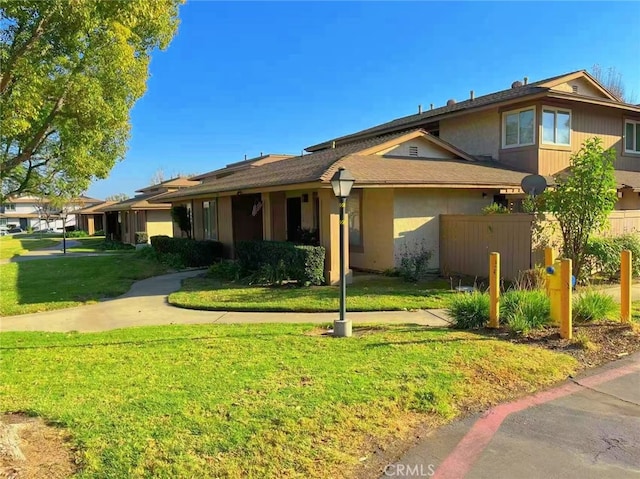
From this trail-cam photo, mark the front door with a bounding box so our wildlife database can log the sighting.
[286,197,302,242]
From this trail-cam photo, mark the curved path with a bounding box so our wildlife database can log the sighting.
[0,270,451,333]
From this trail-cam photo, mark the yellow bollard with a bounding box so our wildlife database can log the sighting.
[489,252,500,328]
[621,250,632,323]
[560,258,572,340]
[544,247,556,296]
[547,260,562,325]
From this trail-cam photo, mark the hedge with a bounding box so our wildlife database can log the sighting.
[235,240,325,285]
[150,235,224,267]
[586,233,640,279]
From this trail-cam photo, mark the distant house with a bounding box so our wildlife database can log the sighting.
[0,195,102,231]
[74,201,116,235]
[154,70,640,283]
[98,178,198,244]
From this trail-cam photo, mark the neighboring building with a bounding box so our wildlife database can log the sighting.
[74,201,116,235]
[98,178,199,244]
[0,195,102,231]
[155,70,640,283]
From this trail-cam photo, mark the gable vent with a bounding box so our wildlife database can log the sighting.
[572,85,579,94]
[408,145,419,157]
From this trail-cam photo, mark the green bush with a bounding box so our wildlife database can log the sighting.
[502,290,551,333]
[150,235,223,267]
[135,231,148,244]
[67,230,89,238]
[586,234,640,280]
[573,290,618,322]
[134,245,159,261]
[235,240,325,286]
[208,260,241,281]
[447,292,490,329]
[396,243,433,282]
[482,203,510,215]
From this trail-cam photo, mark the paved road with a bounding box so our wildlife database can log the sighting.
[385,353,640,479]
[0,270,452,332]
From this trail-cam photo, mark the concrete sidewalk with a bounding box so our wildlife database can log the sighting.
[385,353,640,479]
[0,270,452,333]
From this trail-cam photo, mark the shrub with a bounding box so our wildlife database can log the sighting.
[134,245,159,261]
[93,230,105,236]
[396,242,433,282]
[447,292,490,329]
[513,267,547,291]
[208,260,241,281]
[482,203,509,215]
[502,290,551,332]
[150,235,223,267]
[235,240,325,286]
[573,290,618,322]
[586,233,640,280]
[98,240,135,251]
[171,205,192,239]
[135,231,148,244]
[67,230,89,238]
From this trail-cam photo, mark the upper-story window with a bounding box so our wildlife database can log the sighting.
[542,107,571,146]
[625,120,640,154]
[502,107,535,148]
[0,204,16,212]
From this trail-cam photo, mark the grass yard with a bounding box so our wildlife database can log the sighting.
[66,237,135,253]
[633,301,640,322]
[169,276,455,312]
[0,255,167,316]
[0,235,60,259]
[0,323,577,478]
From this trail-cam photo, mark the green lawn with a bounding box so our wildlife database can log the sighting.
[0,323,577,478]
[0,255,167,315]
[633,301,640,322]
[0,235,60,259]
[169,277,455,312]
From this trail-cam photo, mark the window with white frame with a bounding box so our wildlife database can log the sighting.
[502,107,535,148]
[625,120,640,154]
[542,107,571,145]
[0,203,16,212]
[203,200,218,240]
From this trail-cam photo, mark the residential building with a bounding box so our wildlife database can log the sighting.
[155,70,640,283]
[99,178,199,244]
[0,195,102,231]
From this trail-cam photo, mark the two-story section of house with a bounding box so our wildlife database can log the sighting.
[306,70,640,209]
[0,195,103,231]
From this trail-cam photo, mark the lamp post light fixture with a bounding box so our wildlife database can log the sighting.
[330,167,355,338]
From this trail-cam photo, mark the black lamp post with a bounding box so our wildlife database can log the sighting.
[330,167,355,337]
[60,211,67,254]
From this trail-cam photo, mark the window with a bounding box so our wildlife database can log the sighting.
[347,189,362,248]
[542,107,571,146]
[0,204,16,212]
[203,200,218,240]
[502,107,535,148]
[625,120,640,154]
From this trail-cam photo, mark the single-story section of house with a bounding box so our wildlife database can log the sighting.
[98,178,198,244]
[154,130,532,283]
[74,201,115,235]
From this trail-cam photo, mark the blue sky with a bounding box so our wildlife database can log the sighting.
[87,1,640,199]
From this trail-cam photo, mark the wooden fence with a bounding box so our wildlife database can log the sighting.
[439,211,640,280]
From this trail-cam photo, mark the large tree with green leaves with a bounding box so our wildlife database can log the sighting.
[0,0,182,199]
[543,137,618,280]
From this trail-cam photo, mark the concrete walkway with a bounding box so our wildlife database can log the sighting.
[0,239,117,264]
[0,270,452,333]
[386,352,640,478]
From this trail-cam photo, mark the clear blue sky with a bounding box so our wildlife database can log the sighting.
[87,1,640,199]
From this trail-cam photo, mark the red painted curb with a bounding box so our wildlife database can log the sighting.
[433,360,640,479]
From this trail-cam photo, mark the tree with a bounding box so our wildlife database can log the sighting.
[150,168,165,185]
[171,205,191,239]
[543,137,618,280]
[105,193,129,202]
[590,64,635,103]
[0,0,182,199]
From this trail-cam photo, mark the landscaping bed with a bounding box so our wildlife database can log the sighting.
[0,323,576,478]
[169,276,455,312]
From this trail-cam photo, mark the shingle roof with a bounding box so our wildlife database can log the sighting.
[305,71,584,152]
[74,201,116,214]
[98,193,171,212]
[615,170,640,191]
[136,178,199,193]
[157,131,415,201]
[156,130,532,202]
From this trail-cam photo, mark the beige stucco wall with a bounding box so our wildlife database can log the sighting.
[147,210,173,241]
[551,78,605,99]
[439,108,500,159]
[615,190,640,210]
[393,189,493,269]
[350,188,395,272]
